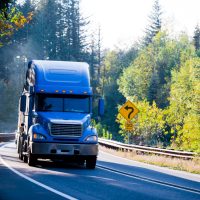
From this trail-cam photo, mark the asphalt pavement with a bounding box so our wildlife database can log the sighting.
[0,142,200,200]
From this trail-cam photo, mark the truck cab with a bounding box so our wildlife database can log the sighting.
[16,60,104,169]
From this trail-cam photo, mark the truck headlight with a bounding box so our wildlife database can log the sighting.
[84,135,97,142]
[33,133,46,140]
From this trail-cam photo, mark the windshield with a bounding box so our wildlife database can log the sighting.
[36,94,90,113]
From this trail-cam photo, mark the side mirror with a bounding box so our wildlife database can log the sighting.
[20,95,26,112]
[98,98,104,117]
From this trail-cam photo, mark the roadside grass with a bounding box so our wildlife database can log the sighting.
[99,146,200,174]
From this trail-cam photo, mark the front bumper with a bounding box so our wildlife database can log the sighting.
[30,142,98,156]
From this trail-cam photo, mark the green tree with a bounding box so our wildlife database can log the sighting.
[59,0,88,61]
[100,47,138,140]
[118,32,195,108]
[0,0,93,131]
[117,100,166,146]
[0,0,13,17]
[143,0,162,46]
[89,27,103,96]
[0,1,33,81]
[0,0,11,10]
[168,58,200,152]
[193,24,200,56]
[0,1,33,47]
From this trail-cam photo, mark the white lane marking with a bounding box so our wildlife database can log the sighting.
[97,165,200,195]
[99,150,200,182]
[0,156,78,200]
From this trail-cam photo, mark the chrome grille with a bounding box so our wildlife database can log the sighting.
[50,123,82,137]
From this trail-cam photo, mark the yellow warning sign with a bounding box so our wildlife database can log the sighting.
[119,100,139,121]
[125,121,134,131]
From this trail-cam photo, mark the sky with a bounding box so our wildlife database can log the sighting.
[80,0,200,49]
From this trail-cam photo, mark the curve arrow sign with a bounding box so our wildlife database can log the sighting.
[124,106,134,119]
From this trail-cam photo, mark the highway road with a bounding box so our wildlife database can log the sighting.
[0,141,200,200]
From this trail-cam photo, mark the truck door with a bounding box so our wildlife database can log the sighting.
[24,93,34,135]
[24,94,29,135]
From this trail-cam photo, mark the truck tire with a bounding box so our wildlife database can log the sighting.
[23,141,28,163]
[27,149,37,166]
[18,136,24,160]
[86,156,97,169]
[23,155,28,163]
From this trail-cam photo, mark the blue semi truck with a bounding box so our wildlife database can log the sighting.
[16,60,104,169]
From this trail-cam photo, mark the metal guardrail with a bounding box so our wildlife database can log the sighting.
[98,138,197,159]
[0,133,15,142]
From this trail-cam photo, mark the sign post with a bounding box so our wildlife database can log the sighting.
[119,100,139,144]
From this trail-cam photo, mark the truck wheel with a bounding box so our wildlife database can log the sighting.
[27,149,37,166]
[18,136,24,160]
[23,155,28,163]
[86,156,97,169]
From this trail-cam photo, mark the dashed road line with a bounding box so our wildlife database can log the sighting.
[97,164,200,195]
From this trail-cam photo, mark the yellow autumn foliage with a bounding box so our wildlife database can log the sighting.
[0,8,33,46]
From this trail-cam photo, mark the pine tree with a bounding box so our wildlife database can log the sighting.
[89,27,103,96]
[13,0,35,45]
[44,0,59,60]
[0,0,94,131]
[67,0,88,61]
[193,24,200,54]
[143,0,162,46]
[89,34,97,90]
[147,70,159,104]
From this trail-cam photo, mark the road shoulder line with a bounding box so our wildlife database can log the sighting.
[0,153,78,200]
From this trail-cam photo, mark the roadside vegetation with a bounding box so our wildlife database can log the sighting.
[96,1,200,154]
[0,0,199,154]
[100,146,200,174]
